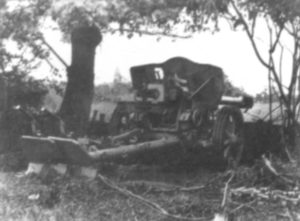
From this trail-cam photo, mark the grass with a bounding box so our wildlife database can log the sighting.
[0,152,300,221]
[0,161,220,221]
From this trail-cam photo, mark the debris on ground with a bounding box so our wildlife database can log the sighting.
[0,153,299,221]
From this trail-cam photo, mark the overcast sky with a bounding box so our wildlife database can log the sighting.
[37,19,293,96]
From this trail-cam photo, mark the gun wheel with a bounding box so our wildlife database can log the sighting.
[110,104,130,135]
[212,106,244,169]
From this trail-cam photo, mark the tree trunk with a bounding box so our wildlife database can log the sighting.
[59,26,102,136]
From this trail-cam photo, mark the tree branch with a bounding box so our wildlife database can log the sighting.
[230,0,288,106]
[103,27,192,39]
[221,171,235,208]
[230,0,270,69]
[269,57,289,107]
[251,15,257,37]
[284,22,300,40]
[267,19,283,54]
[279,43,284,83]
[288,29,299,94]
[83,8,192,39]
[39,36,69,68]
[121,180,205,193]
[97,173,213,221]
[288,33,300,116]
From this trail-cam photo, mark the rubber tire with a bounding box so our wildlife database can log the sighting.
[212,106,244,168]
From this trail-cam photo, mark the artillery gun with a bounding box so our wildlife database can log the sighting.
[109,57,253,166]
[21,57,253,170]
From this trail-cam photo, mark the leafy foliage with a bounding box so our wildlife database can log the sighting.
[48,0,227,39]
[0,0,52,66]
[2,69,47,108]
[0,0,64,109]
[94,72,132,102]
[224,75,248,96]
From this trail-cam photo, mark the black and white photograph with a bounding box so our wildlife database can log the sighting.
[0,0,300,220]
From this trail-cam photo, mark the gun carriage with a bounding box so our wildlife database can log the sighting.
[21,57,253,168]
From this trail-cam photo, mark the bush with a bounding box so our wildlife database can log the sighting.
[2,69,48,109]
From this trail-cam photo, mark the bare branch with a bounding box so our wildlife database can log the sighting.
[103,27,192,39]
[267,19,283,54]
[231,187,300,203]
[83,8,192,39]
[39,36,69,68]
[221,14,235,30]
[262,155,279,176]
[251,15,257,36]
[97,173,213,221]
[279,43,284,82]
[270,58,289,106]
[288,33,300,100]
[121,180,205,193]
[266,17,273,50]
[221,171,234,208]
[231,199,256,213]
[230,1,289,106]
[284,22,300,40]
[230,0,270,69]
[44,57,56,70]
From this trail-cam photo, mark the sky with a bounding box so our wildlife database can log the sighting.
[37,20,294,96]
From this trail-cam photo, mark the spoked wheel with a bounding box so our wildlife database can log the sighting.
[109,104,141,144]
[109,104,131,135]
[212,106,244,169]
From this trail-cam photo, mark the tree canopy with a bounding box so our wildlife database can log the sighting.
[1,0,299,75]
[1,0,299,76]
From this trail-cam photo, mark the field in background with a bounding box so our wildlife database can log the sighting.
[90,101,288,125]
[244,102,284,124]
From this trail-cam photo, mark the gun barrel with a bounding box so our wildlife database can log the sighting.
[220,95,253,109]
[21,135,180,166]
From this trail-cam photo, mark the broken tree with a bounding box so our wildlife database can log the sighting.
[59,26,102,136]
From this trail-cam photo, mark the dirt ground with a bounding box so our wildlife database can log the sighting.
[0,152,300,221]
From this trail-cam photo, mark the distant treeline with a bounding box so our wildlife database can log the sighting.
[93,82,133,102]
[93,74,250,103]
[254,89,283,103]
[3,69,257,112]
